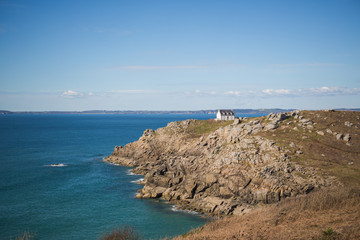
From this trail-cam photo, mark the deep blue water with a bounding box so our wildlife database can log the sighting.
[0,113,263,239]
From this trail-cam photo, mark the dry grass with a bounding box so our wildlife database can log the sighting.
[176,187,360,240]
[99,225,142,240]
[260,110,360,186]
[6,231,35,240]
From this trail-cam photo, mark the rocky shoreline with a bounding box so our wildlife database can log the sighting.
[105,110,356,216]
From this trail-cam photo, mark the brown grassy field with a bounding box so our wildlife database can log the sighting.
[176,187,360,240]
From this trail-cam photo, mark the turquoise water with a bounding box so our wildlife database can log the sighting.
[0,113,263,239]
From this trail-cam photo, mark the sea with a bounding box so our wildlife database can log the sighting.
[0,113,263,239]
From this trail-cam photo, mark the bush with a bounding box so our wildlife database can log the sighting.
[9,231,35,240]
[100,225,142,240]
[312,228,342,240]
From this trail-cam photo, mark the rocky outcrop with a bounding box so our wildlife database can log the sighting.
[105,111,342,216]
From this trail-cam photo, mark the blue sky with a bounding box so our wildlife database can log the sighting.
[0,0,359,111]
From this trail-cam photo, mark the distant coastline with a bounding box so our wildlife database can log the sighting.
[1,108,359,115]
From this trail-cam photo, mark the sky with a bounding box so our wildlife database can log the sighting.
[0,0,359,111]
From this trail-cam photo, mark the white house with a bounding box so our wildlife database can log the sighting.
[216,109,235,121]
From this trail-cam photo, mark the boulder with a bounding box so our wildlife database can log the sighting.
[264,123,278,131]
[336,133,344,140]
[184,181,197,198]
[343,134,351,142]
[345,121,353,127]
[233,118,242,125]
[205,173,218,185]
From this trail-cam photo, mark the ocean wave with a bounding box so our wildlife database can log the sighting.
[46,163,68,167]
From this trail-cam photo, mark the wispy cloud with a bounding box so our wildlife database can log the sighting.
[61,90,84,98]
[185,90,218,97]
[261,89,292,96]
[109,65,208,70]
[109,89,155,94]
[18,86,360,101]
[260,86,360,97]
[270,62,345,68]
[213,86,360,98]
[225,90,256,97]
[59,89,159,98]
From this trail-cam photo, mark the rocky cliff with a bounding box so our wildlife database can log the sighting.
[105,110,360,216]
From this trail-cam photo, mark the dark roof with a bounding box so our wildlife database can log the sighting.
[218,110,234,116]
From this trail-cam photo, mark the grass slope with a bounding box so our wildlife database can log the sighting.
[176,187,360,240]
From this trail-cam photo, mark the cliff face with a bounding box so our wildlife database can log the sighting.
[105,110,360,216]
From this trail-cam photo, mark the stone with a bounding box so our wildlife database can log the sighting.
[343,134,351,142]
[184,181,197,197]
[205,174,218,185]
[204,196,224,206]
[255,189,268,203]
[143,129,155,137]
[267,112,288,124]
[162,188,174,200]
[317,131,324,136]
[264,123,278,131]
[345,121,353,127]
[336,133,344,140]
[151,187,167,198]
[219,186,233,197]
[233,118,241,125]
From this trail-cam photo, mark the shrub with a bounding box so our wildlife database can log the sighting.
[312,228,342,240]
[9,231,35,240]
[100,225,142,240]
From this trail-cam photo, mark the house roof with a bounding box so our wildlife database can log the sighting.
[218,110,234,116]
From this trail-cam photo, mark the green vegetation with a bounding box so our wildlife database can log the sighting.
[312,228,342,240]
[186,119,233,138]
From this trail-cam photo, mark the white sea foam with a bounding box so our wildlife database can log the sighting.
[171,205,198,215]
[46,163,67,167]
[131,178,144,184]
[126,169,142,176]
[108,162,121,166]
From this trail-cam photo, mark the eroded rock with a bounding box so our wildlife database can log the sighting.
[105,112,333,216]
